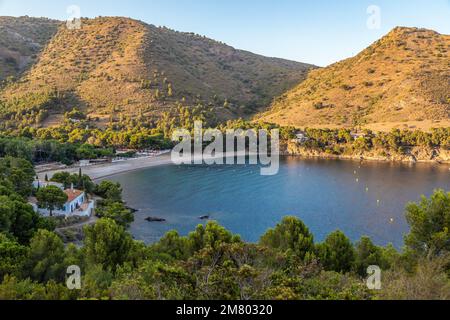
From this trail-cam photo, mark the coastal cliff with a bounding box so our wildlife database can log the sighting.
[283,141,450,164]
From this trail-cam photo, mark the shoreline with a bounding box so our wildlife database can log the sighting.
[37,150,450,182]
[37,154,175,181]
[36,151,259,181]
[284,143,450,165]
[282,152,450,165]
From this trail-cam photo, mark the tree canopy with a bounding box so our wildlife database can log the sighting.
[36,186,68,217]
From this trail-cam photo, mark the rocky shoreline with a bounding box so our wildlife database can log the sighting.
[283,142,450,164]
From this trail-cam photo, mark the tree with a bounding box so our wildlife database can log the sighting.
[0,196,14,233]
[76,144,97,160]
[26,230,66,283]
[317,230,355,273]
[51,171,95,193]
[50,172,72,188]
[95,181,123,202]
[260,217,314,260]
[0,275,72,300]
[379,256,450,300]
[96,201,134,227]
[405,190,450,255]
[77,174,95,194]
[354,236,386,276]
[187,221,240,253]
[0,195,51,244]
[0,234,28,280]
[152,230,191,261]
[0,157,35,197]
[36,186,68,217]
[65,108,86,121]
[83,219,133,272]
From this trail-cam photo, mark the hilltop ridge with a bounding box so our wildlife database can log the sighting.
[0,16,60,81]
[260,27,450,131]
[0,16,315,129]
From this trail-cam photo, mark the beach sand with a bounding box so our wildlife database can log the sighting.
[36,151,264,181]
[37,154,174,181]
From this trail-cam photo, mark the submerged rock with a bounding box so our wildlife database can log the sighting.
[145,217,166,222]
[126,206,139,213]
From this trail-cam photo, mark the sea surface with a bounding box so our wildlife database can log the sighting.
[105,157,450,248]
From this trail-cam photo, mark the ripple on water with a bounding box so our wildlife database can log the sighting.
[107,157,450,248]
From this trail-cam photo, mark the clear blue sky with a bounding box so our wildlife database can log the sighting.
[1,0,449,66]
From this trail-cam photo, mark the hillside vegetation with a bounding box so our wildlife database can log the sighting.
[0,16,60,82]
[0,154,449,300]
[260,27,450,130]
[0,17,314,129]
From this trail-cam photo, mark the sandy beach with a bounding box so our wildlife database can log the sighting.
[37,154,174,181]
[36,151,261,181]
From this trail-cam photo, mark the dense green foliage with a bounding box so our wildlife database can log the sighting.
[36,186,68,217]
[0,206,448,300]
[297,128,450,156]
[0,113,173,153]
[260,216,314,260]
[0,136,114,165]
[51,171,95,194]
[0,156,35,196]
[94,181,134,227]
[405,190,450,255]
[0,91,61,130]
[0,157,54,245]
[0,154,449,300]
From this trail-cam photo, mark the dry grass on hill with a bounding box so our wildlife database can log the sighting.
[260,27,450,131]
[0,17,314,127]
[0,16,60,81]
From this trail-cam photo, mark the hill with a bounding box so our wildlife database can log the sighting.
[260,27,450,131]
[0,17,315,129]
[0,16,60,82]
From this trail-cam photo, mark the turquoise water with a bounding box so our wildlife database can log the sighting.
[106,157,450,247]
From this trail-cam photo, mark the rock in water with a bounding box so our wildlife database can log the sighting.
[145,217,166,222]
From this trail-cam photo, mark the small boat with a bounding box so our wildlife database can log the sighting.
[199,215,210,220]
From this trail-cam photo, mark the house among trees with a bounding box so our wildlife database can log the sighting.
[350,132,366,140]
[29,180,95,217]
[293,131,309,144]
[32,180,64,190]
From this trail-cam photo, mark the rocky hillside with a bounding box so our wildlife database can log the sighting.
[260,27,450,131]
[0,17,314,128]
[0,16,60,81]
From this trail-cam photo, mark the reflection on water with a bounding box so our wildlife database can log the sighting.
[106,157,450,248]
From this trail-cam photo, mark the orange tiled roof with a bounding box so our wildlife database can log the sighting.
[64,189,84,203]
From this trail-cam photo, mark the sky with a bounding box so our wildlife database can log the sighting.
[0,0,449,66]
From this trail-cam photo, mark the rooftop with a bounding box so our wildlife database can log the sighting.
[64,189,84,202]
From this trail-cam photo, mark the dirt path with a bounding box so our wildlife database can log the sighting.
[56,215,99,232]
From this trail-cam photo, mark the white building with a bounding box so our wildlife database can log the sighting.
[351,132,366,140]
[79,160,91,167]
[30,181,95,217]
[32,180,64,190]
[292,131,309,144]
